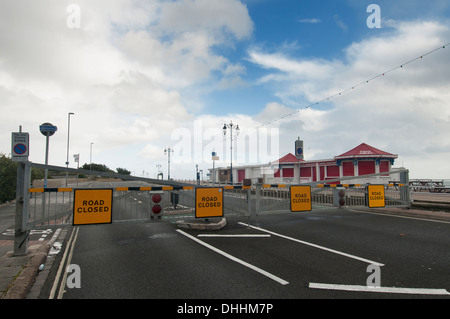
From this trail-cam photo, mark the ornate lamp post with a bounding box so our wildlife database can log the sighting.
[223,121,239,184]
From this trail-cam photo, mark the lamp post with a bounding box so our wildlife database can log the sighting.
[164,147,174,180]
[90,142,94,172]
[223,121,239,184]
[65,112,74,186]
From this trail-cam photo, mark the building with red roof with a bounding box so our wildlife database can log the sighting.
[212,142,399,185]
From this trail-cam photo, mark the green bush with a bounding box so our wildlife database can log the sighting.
[0,154,17,203]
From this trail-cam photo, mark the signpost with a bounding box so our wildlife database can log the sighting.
[195,187,224,219]
[11,132,29,162]
[290,185,312,212]
[367,185,385,208]
[39,122,57,188]
[295,138,304,160]
[295,137,304,183]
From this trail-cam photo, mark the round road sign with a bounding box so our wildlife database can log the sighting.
[40,122,57,137]
[14,143,27,155]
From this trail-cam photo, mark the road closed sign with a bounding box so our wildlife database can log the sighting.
[195,187,224,218]
[73,189,113,225]
[290,185,312,212]
[367,185,385,208]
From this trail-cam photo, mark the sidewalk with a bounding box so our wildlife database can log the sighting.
[0,229,62,299]
[361,206,450,222]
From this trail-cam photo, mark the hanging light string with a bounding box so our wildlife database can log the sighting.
[171,42,449,166]
[256,42,449,128]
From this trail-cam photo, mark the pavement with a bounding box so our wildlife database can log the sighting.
[0,224,66,299]
[1,203,449,299]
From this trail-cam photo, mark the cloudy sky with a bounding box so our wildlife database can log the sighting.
[1,0,450,180]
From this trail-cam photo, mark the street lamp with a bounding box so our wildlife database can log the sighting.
[223,121,240,184]
[66,112,74,186]
[164,147,174,180]
[90,142,94,171]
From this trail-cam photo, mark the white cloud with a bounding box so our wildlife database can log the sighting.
[298,18,321,24]
[0,0,254,180]
[247,20,450,178]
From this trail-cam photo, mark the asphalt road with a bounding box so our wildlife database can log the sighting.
[37,206,450,301]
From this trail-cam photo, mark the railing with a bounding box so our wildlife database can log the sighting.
[13,162,410,255]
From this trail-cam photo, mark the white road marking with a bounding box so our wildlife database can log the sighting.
[49,227,79,299]
[176,229,289,285]
[309,282,450,295]
[238,222,384,267]
[198,234,271,238]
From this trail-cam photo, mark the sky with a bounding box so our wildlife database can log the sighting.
[1,0,450,180]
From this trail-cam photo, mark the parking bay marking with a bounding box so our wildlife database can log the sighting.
[176,229,289,286]
[238,222,384,267]
[308,282,450,295]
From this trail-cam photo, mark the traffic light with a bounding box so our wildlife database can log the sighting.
[333,187,346,207]
[150,191,164,219]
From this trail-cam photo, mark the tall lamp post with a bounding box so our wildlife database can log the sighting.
[164,147,174,180]
[90,142,94,178]
[65,112,74,186]
[223,121,239,184]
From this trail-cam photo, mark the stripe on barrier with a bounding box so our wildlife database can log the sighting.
[28,187,73,193]
[29,188,44,193]
[27,183,406,194]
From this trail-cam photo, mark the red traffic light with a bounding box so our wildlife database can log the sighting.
[152,194,162,203]
[152,204,162,214]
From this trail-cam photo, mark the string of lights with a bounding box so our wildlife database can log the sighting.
[255,42,450,128]
[167,42,450,169]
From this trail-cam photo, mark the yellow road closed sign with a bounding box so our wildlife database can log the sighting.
[290,185,312,212]
[367,185,385,208]
[195,187,224,218]
[73,189,113,225]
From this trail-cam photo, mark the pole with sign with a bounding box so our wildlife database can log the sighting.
[39,123,57,188]
[295,137,304,184]
[39,123,57,221]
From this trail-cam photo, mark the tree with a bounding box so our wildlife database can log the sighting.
[116,167,131,175]
[0,154,17,203]
[81,163,114,173]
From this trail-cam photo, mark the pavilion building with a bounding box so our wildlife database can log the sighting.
[211,143,400,185]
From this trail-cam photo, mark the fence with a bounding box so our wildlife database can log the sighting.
[13,162,410,255]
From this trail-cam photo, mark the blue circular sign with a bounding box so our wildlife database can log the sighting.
[296,147,303,155]
[14,143,27,155]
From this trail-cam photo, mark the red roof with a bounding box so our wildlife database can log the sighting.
[272,153,302,164]
[335,143,397,159]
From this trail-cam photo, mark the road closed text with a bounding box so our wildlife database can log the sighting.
[77,200,110,213]
[197,196,222,208]
[292,193,310,204]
